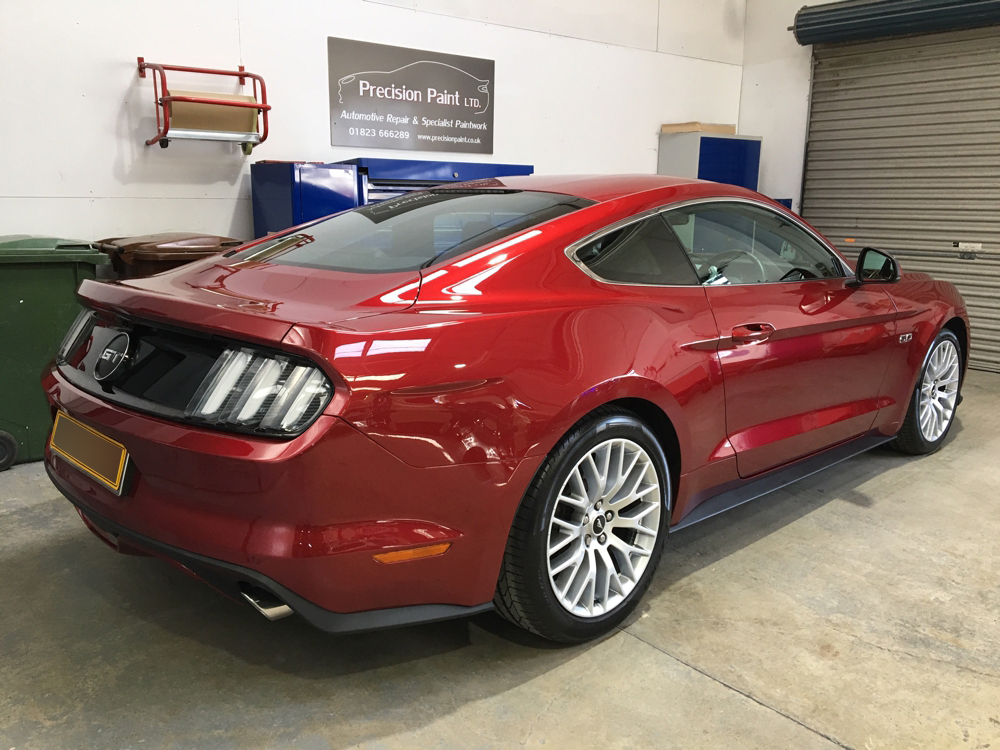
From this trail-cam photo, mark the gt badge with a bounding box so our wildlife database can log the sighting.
[899,333,913,343]
[94,333,131,381]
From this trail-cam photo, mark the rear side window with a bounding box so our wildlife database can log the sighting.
[234,190,592,272]
[576,215,699,286]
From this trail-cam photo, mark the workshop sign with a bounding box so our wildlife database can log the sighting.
[328,37,495,154]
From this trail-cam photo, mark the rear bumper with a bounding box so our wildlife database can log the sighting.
[49,466,492,633]
[43,367,543,623]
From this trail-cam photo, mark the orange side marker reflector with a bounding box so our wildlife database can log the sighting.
[373,542,452,564]
[844,238,856,242]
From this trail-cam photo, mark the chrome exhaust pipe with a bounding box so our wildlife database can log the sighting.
[240,583,293,621]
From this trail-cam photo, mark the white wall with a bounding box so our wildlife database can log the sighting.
[369,0,747,63]
[0,0,745,242]
[659,0,746,65]
[368,0,663,51]
[738,0,838,212]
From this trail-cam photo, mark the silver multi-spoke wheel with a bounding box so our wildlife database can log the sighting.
[546,438,662,618]
[918,339,960,442]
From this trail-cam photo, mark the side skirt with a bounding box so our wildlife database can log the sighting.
[671,432,894,532]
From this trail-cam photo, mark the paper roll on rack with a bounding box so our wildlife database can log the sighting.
[168,90,258,135]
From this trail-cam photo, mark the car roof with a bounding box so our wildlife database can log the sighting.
[484,174,755,203]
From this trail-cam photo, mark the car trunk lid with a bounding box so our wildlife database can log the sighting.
[77,257,421,346]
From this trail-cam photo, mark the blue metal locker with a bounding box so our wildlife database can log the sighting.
[251,158,534,238]
[657,132,762,192]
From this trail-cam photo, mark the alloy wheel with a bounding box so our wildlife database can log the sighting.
[918,339,960,443]
[546,438,662,618]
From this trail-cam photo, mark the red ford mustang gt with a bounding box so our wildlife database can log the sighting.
[44,175,969,642]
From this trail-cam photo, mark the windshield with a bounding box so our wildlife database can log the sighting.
[235,189,592,272]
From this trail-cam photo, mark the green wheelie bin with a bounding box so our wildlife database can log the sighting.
[0,236,109,470]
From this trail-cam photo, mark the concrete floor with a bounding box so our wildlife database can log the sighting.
[2,372,999,749]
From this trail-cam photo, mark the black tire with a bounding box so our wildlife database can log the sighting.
[892,329,962,456]
[493,406,671,643]
[0,431,17,472]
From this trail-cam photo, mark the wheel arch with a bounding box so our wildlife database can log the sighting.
[605,397,681,506]
[524,375,689,477]
[942,316,969,375]
[523,393,683,513]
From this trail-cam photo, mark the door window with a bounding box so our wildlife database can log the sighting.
[576,215,699,286]
[664,203,845,285]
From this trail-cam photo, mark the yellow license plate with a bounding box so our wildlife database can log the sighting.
[50,412,129,495]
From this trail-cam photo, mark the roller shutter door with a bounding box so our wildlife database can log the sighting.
[801,24,1000,373]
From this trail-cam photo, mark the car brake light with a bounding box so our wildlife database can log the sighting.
[186,348,333,436]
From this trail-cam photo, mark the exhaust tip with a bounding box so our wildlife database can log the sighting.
[239,582,293,621]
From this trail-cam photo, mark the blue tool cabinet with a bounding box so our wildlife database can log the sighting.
[251,158,534,238]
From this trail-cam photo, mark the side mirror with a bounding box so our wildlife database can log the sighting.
[851,246,900,285]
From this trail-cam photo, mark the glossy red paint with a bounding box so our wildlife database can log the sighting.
[44,175,970,625]
[44,370,541,612]
[706,279,897,477]
[77,259,421,347]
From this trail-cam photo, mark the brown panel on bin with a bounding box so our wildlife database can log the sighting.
[95,232,244,279]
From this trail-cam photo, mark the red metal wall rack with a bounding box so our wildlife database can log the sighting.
[137,58,270,154]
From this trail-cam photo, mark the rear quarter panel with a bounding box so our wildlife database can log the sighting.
[285,197,731,488]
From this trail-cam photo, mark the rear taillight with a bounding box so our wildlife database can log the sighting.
[57,311,95,362]
[185,348,333,436]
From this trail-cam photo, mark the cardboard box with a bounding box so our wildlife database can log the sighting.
[660,122,737,135]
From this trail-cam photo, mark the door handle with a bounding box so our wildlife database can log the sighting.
[732,322,775,345]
